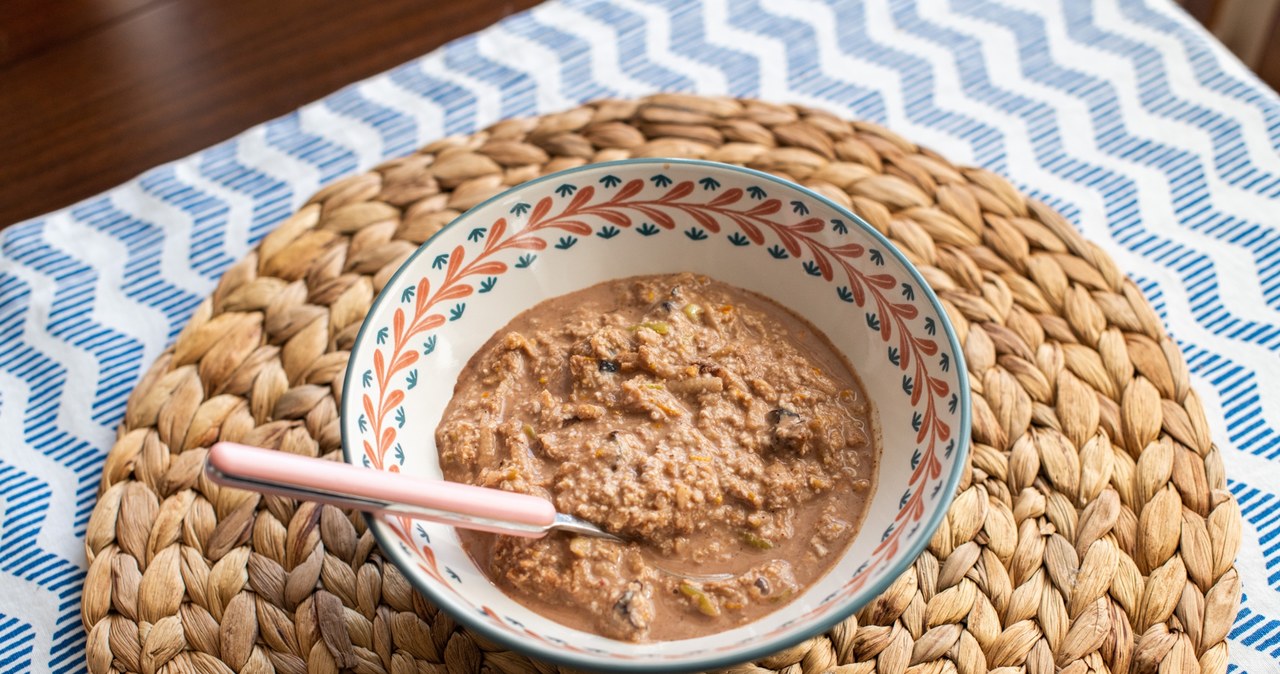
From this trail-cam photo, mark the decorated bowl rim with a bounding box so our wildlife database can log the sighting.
[339,157,972,672]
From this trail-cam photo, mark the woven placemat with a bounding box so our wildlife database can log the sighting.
[82,94,1242,674]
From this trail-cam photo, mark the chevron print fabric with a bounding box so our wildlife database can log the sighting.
[0,0,1276,671]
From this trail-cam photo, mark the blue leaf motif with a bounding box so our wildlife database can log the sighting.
[869,249,884,266]
[881,523,895,541]
[515,254,536,268]
[555,236,578,250]
[510,202,531,216]
[406,369,418,389]
[727,232,749,246]
[449,304,466,321]
[446,567,461,582]
[637,223,659,236]
[362,370,372,388]
[865,313,880,331]
[901,283,915,301]
[597,225,619,239]
[945,439,956,458]
[358,415,368,433]
[395,407,406,428]
[888,347,900,366]
[837,286,854,303]
[911,412,923,432]
[600,175,621,188]
[685,227,708,241]
[432,253,449,270]
[555,184,577,197]
[376,327,388,345]
[949,393,958,414]
[747,186,767,200]
[899,490,912,509]
[651,174,672,187]
[932,482,943,498]
[940,353,951,372]
[479,277,497,293]
[699,177,720,190]
[911,450,922,469]
[468,227,486,242]
[363,455,371,467]
[415,523,430,542]
[394,443,405,462]
[790,200,809,215]
[401,286,415,303]
[423,335,437,355]
[768,245,788,259]
[802,260,822,276]
[831,219,848,234]
[902,375,914,396]
[924,317,937,336]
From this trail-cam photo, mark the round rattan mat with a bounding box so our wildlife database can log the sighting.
[82,94,1242,674]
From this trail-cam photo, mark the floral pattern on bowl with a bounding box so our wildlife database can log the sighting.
[341,158,971,671]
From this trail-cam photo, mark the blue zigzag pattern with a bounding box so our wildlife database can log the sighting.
[441,40,539,120]
[500,12,619,102]
[579,2,698,91]
[388,65,484,136]
[264,113,360,183]
[645,0,760,94]
[1121,0,1280,150]
[1064,3,1280,195]
[732,0,887,121]
[137,168,240,280]
[324,88,420,160]
[963,0,1280,320]
[0,0,1276,670]
[826,0,1009,169]
[196,141,295,246]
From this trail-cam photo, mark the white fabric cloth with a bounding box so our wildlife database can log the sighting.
[0,1,1276,670]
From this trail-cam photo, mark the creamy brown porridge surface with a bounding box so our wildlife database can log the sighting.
[435,273,880,641]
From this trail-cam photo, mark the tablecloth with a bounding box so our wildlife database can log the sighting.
[1,0,1276,671]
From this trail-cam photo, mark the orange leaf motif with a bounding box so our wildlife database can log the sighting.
[613,179,645,202]
[707,188,744,207]
[661,181,695,202]
[566,185,595,212]
[529,197,553,225]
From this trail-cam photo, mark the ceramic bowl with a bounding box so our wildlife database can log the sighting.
[341,158,970,671]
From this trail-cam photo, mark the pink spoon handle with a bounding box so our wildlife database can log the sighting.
[206,442,557,537]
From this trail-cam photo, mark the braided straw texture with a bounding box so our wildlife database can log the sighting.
[82,95,1241,674]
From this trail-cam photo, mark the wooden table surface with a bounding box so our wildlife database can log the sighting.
[0,0,542,228]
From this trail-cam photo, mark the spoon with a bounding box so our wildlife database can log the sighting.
[206,443,734,582]
[205,442,622,541]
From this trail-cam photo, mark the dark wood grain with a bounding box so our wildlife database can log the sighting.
[0,0,542,227]
[0,0,167,67]
[1257,3,1280,92]
[1178,0,1280,95]
[1178,0,1221,27]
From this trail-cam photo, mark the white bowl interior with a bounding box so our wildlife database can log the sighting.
[342,160,969,669]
